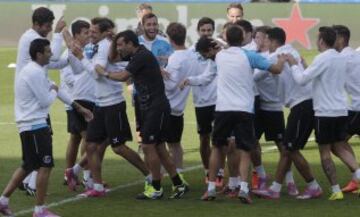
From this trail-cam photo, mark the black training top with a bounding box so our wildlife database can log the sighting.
[126,45,170,111]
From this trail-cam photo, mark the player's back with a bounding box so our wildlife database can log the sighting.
[215,47,255,113]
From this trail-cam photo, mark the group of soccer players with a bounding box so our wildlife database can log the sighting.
[1,2,360,217]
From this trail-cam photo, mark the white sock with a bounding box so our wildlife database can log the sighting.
[331,184,341,193]
[307,179,320,190]
[176,168,183,174]
[86,178,94,189]
[23,173,31,184]
[0,196,9,205]
[208,181,216,192]
[269,181,282,193]
[29,171,38,189]
[94,183,104,192]
[228,177,238,190]
[83,170,91,181]
[353,168,360,181]
[145,174,152,183]
[285,170,295,184]
[72,164,82,176]
[255,165,266,179]
[217,168,224,177]
[34,205,46,213]
[240,181,249,193]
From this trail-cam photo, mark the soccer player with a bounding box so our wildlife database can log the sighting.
[0,39,64,217]
[70,17,151,197]
[191,25,285,203]
[14,7,92,196]
[93,30,189,200]
[138,13,173,67]
[286,26,360,200]
[253,26,298,195]
[15,7,65,77]
[332,25,360,193]
[252,27,321,199]
[136,13,173,153]
[226,2,244,23]
[162,22,198,175]
[186,17,217,183]
[61,20,96,187]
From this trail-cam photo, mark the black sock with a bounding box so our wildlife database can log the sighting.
[152,180,161,191]
[171,174,183,186]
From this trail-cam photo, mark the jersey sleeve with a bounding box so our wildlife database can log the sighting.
[244,50,272,71]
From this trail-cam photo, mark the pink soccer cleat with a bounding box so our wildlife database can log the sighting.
[78,189,106,198]
[32,208,60,217]
[296,187,322,200]
[0,203,13,217]
[252,188,280,199]
[287,182,299,196]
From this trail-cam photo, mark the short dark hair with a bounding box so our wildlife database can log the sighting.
[32,7,55,26]
[103,17,115,29]
[195,36,217,54]
[117,30,140,47]
[91,17,113,33]
[318,26,336,47]
[227,3,244,13]
[71,20,90,36]
[142,13,157,25]
[29,38,50,61]
[332,25,350,46]
[197,17,215,31]
[226,24,244,46]
[234,19,253,33]
[166,22,186,46]
[254,25,271,35]
[266,27,286,46]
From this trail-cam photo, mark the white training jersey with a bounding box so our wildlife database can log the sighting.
[273,44,312,109]
[15,62,57,132]
[341,47,360,111]
[164,49,198,116]
[15,28,63,78]
[187,45,217,108]
[291,48,348,117]
[254,51,283,111]
[215,47,271,112]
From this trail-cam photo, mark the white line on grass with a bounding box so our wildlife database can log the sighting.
[13,164,203,217]
[10,129,319,216]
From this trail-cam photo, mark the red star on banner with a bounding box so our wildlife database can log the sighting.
[272,4,319,49]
